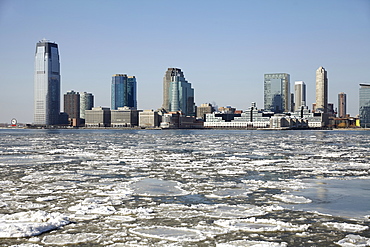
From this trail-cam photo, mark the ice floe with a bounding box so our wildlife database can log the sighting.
[217,240,288,247]
[41,233,101,245]
[0,211,69,238]
[215,217,309,232]
[335,234,370,246]
[129,178,188,196]
[273,194,312,204]
[129,226,206,242]
[323,222,369,232]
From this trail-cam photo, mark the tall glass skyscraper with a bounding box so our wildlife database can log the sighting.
[359,84,370,127]
[264,73,290,113]
[315,67,328,113]
[34,39,61,125]
[162,68,195,116]
[294,81,306,111]
[111,74,137,110]
[80,92,94,120]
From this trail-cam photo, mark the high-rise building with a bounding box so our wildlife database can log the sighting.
[359,84,370,128]
[34,39,61,125]
[294,81,306,111]
[315,67,328,113]
[338,92,347,118]
[111,74,137,110]
[264,73,290,113]
[64,90,80,121]
[162,68,195,116]
[80,92,94,120]
[196,103,214,120]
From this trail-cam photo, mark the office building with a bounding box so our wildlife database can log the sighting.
[85,107,111,127]
[294,81,306,111]
[111,107,139,127]
[359,84,370,128]
[264,73,290,113]
[162,68,195,116]
[80,92,94,120]
[315,67,328,113]
[111,74,137,110]
[64,90,80,126]
[33,39,61,125]
[338,92,347,118]
[139,110,161,128]
[196,103,214,119]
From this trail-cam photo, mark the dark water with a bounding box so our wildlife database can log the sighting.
[0,129,369,246]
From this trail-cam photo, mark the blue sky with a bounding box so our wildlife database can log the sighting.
[0,0,369,123]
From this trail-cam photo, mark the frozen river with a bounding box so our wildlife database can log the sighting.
[0,129,369,246]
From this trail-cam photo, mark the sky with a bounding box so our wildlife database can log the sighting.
[0,0,369,123]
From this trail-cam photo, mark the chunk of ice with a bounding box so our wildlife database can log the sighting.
[129,226,206,242]
[335,234,370,246]
[323,222,369,232]
[0,211,69,238]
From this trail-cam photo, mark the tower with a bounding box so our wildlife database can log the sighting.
[359,84,370,128]
[338,92,347,118]
[111,74,137,110]
[80,92,94,120]
[264,73,290,113]
[315,67,328,113]
[64,90,80,120]
[162,68,195,116]
[33,39,61,125]
[294,81,306,111]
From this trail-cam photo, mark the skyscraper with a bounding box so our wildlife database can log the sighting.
[264,73,290,113]
[294,81,306,111]
[359,84,370,128]
[80,92,94,120]
[315,67,328,113]
[111,74,137,110]
[162,68,195,116]
[338,92,347,118]
[64,90,80,120]
[34,39,61,125]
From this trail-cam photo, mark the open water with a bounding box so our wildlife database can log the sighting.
[0,129,369,246]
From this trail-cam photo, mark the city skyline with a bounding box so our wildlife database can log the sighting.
[1,0,369,123]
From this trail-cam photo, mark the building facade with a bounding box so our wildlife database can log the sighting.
[111,74,137,110]
[264,73,290,113]
[111,107,139,127]
[64,90,80,126]
[34,39,61,125]
[294,81,306,111]
[359,84,370,128]
[139,110,161,128]
[338,92,347,118]
[80,92,94,120]
[315,67,328,113]
[196,103,214,119]
[85,107,111,127]
[162,68,195,116]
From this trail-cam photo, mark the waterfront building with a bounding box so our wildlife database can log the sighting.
[139,110,161,128]
[162,68,195,116]
[64,90,80,126]
[111,74,137,110]
[196,103,214,120]
[80,92,94,120]
[111,107,140,127]
[294,81,306,111]
[160,112,202,129]
[264,73,290,113]
[359,84,370,128]
[34,39,61,125]
[315,67,328,113]
[338,92,347,118]
[85,107,111,127]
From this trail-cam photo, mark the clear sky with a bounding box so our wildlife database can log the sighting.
[0,0,369,123]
